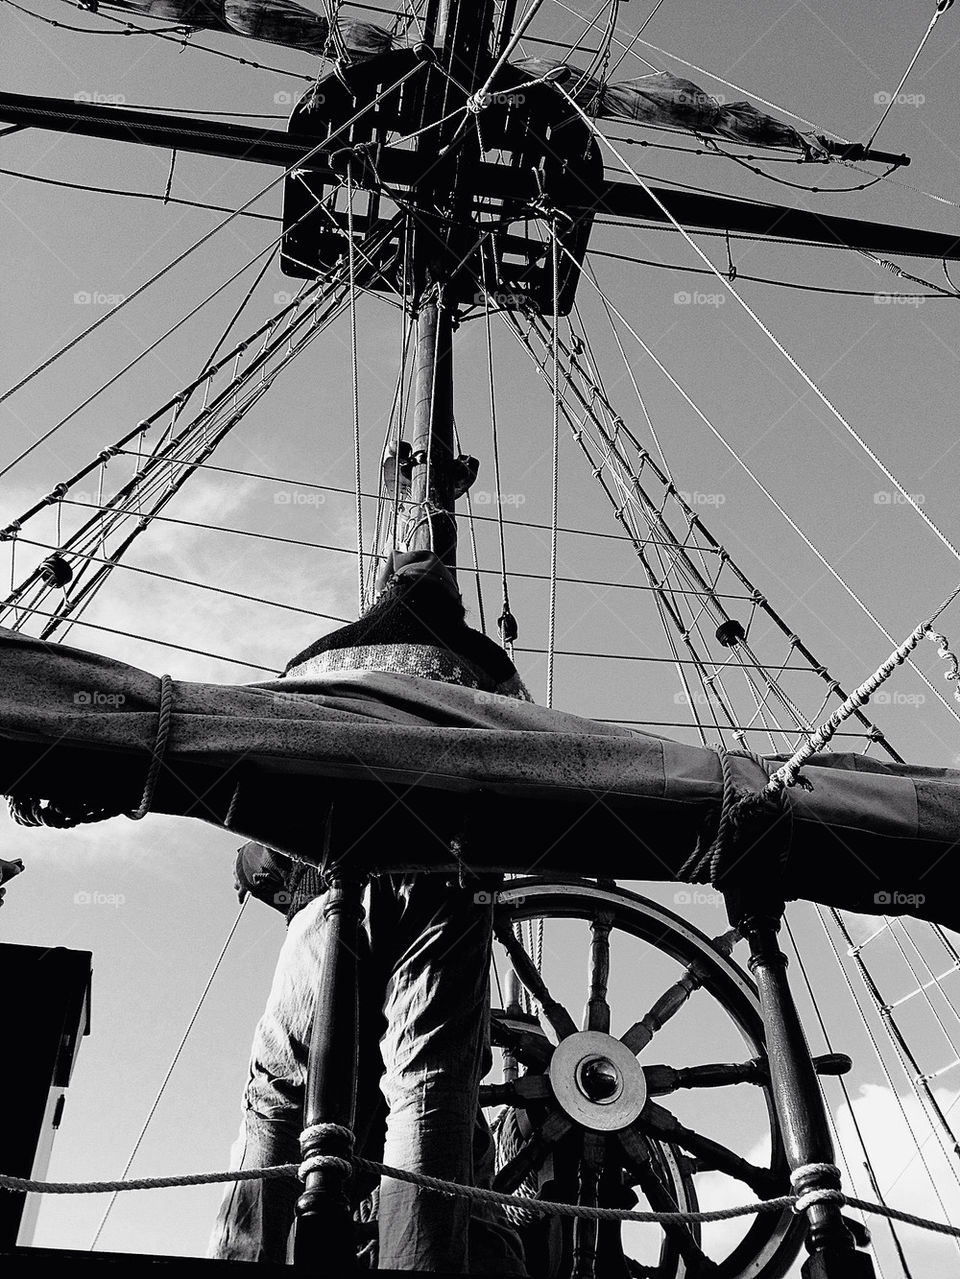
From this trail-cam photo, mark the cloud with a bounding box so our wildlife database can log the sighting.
[0,469,359,684]
[686,1082,960,1275]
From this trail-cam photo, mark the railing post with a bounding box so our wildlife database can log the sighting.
[725,887,876,1279]
[293,869,367,1271]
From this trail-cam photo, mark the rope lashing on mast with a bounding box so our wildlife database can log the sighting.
[4,1153,960,1241]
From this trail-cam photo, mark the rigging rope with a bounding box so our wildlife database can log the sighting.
[766,579,960,793]
[585,244,950,301]
[827,909,960,1196]
[517,307,868,750]
[0,165,282,221]
[4,1153,960,1242]
[89,898,249,1249]
[346,171,365,612]
[546,219,560,709]
[866,0,954,148]
[0,60,428,412]
[479,253,516,655]
[548,227,960,732]
[556,86,960,575]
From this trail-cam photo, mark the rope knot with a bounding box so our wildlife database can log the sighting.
[298,1123,356,1183]
[678,749,788,886]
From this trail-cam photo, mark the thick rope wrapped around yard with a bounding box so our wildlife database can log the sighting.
[2,1159,959,1239]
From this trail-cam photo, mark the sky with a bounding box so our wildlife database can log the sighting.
[2,0,960,1274]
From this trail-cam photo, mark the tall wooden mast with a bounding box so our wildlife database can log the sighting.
[407,1,496,574]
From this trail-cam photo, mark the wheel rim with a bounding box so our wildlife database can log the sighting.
[487,877,804,1279]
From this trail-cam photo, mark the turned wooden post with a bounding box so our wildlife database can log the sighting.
[725,887,875,1279]
[293,868,367,1271]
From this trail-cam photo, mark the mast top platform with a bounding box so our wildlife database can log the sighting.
[279,48,602,315]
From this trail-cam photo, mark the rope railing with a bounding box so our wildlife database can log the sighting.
[1,1154,958,1241]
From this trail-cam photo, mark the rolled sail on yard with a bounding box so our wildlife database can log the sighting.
[82,0,393,57]
[0,626,953,926]
[66,5,827,155]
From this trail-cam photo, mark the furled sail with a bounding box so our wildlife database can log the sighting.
[511,62,829,156]
[0,626,954,927]
[67,5,827,155]
[79,0,394,58]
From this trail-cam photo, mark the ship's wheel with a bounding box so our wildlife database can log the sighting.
[482,879,848,1278]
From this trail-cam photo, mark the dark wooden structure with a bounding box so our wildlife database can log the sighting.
[0,944,92,1251]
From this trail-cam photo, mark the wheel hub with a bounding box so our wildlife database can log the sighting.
[548,1030,647,1132]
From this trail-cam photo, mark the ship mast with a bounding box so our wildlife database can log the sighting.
[407,0,496,572]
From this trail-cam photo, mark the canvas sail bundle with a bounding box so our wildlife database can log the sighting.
[511,62,829,155]
[89,0,393,57]
[0,626,955,925]
[70,5,826,155]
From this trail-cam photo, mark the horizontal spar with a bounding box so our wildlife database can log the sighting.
[0,625,958,929]
[2,92,960,260]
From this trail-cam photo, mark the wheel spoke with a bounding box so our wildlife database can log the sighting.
[635,1102,780,1198]
[643,1059,766,1095]
[583,909,614,1032]
[492,1108,574,1194]
[495,919,578,1041]
[489,1011,553,1069]
[620,929,738,1054]
[480,1076,552,1109]
[572,1131,604,1278]
[644,1051,852,1096]
[624,1138,717,1277]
